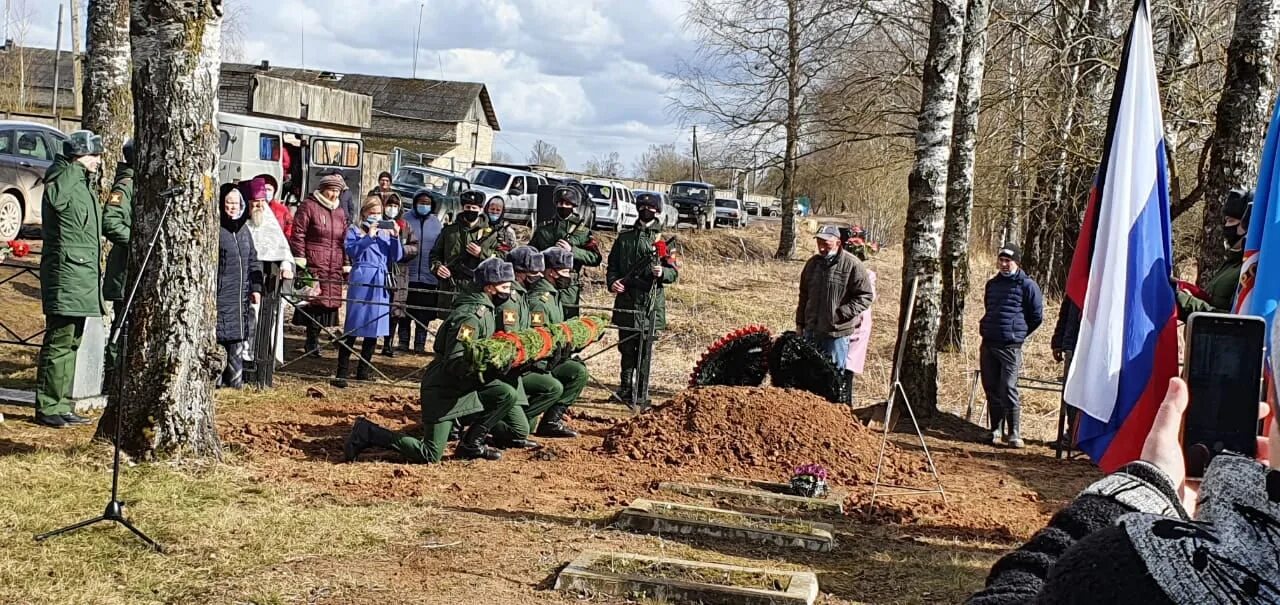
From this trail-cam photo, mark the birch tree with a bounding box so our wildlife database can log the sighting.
[82,0,133,196]
[103,0,223,459]
[898,0,966,417]
[938,0,990,353]
[1197,0,1280,281]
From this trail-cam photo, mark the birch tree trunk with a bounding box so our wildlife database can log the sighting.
[899,0,966,418]
[1159,0,1197,206]
[82,0,133,198]
[70,0,84,118]
[1198,0,1280,283]
[1003,29,1028,247]
[774,0,801,260]
[98,0,224,460]
[938,0,990,353]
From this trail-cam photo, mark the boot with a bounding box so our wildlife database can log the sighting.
[414,332,428,355]
[396,320,412,352]
[381,336,395,358]
[456,424,502,461]
[615,370,634,403]
[344,416,398,462]
[304,329,322,358]
[1007,408,1024,449]
[331,352,351,388]
[988,408,1003,446]
[356,338,377,381]
[535,405,579,438]
[448,419,462,441]
[492,435,541,449]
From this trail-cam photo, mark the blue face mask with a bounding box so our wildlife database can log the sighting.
[487,212,503,224]
[364,215,379,226]
[415,204,431,216]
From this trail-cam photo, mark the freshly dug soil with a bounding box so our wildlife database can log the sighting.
[603,386,928,488]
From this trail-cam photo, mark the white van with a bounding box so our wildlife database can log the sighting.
[463,165,546,225]
[583,179,638,231]
[216,111,364,200]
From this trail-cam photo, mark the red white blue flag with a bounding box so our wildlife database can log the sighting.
[1064,0,1179,472]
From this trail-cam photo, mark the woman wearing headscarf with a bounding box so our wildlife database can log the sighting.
[243,178,295,368]
[380,194,420,357]
[484,197,518,254]
[289,174,350,357]
[333,195,404,387]
[216,186,263,388]
[401,191,445,353]
[252,173,293,238]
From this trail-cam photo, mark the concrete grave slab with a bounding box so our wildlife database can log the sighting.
[615,499,835,552]
[658,481,844,517]
[556,550,819,605]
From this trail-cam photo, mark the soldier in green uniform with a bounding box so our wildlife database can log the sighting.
[101,139,134,377]
[1177,188,1251,315]
[528,187,602,318]
[525,246,590,437]
[34,130,106,428]
[607,192,678,404]
[343,258,518,462]
[488,246,563,448]
[430,190,504,308]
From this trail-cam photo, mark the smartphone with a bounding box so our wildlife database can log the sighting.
[1182,312,1267,478]
[376,220,397,230]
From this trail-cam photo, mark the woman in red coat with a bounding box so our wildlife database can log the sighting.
[289,174,349,356]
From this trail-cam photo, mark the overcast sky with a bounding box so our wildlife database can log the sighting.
[22,0,696,171]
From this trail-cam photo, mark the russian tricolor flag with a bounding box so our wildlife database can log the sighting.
[1064,0,1179,473]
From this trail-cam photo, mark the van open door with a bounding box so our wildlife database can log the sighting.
[305,137,363,196]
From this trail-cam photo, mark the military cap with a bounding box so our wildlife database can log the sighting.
[460,190,487,207]
[553,186,582,206]
[543,247,574,271]
[122,138,136,166]
[64,130,105,157]
[1224,189,1254,221]
[635,192,663,212]
[475,257,515,286]
[507,246,545,273]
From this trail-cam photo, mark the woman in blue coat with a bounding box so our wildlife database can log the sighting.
[333,195,404,387]
[217,186,263,388]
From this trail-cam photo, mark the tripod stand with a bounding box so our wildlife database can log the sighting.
[34,186,184,552]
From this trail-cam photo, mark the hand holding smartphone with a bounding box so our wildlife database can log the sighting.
[1181,312,1267,478]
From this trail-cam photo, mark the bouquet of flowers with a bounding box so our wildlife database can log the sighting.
[0,240,30,262]
[789,463,830,498]
[464,315,607,378]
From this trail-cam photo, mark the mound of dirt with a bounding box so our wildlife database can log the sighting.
[602,386,927,487]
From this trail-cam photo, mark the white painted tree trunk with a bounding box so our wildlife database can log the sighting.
[1198,0,1280,282]
[938,0,990,353]
[899,0,966,416]
[107,0,223,460]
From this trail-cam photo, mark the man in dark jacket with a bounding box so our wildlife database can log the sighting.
[529,187,602,318]
[979,243,1044,448]
[431,191,503,307]
[102,139,134,378]
[368,171,395,204]
[35,130,105,428]
[607,193,679,405]
[795,225,875,373]
[1176,188,1251,316]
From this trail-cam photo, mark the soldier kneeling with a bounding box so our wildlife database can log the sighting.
[343,258,519,463]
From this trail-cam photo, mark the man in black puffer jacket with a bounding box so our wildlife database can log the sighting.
[979,243,1044,448]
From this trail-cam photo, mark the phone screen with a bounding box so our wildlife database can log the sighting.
[1183,313,1266,477]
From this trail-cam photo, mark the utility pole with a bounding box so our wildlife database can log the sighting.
[691,126,701,182]
[51,4,64,116]
[412,2,424,78]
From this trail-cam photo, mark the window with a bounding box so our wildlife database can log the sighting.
[0,130,12,155]
[671,184,710,199]
[218,130,230,155]
[585,184,612,201]
[259,134,281,161]
[715,199,739,208]
[15,130,52,161]
[451,179,467,195]
[311,139,360,168]
[509,176,526,196]
[470,169,511,190]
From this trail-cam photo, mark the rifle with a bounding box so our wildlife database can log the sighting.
[448,222,510,280]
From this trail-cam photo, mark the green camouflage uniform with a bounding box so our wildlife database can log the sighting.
[36,155,104,418]
[529,217,601,318]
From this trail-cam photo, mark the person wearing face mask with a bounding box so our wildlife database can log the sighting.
[215,186,264,389]
[430,190,502,308]
[379,194,420,357]
[608,193,680,404]
[488,246,566,449]
[978,243,1044,448]
[484,197,519,254]
[343,258,519,463]
[523,246,590,437]
[34,130,107,428]
[331,196,405,388]
[289,174,351,357]
[402,192,445,353]
[795,225,875,400]
[529,186,603,318]
[1176,189,1252,316]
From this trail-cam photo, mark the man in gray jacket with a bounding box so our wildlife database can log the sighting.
[796,225,875,374]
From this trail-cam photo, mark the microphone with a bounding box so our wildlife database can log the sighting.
[159,186,187,198]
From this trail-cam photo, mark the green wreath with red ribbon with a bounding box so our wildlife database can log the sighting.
[464,315,607,378]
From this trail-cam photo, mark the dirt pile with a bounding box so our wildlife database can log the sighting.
[602,386,928,487]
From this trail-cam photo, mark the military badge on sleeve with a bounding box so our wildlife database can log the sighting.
[502,309,517,326]
[108,191,124,206]
[458,323,476,342]
[531,311,544,326]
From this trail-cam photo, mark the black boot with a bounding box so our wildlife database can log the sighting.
[455,424,502,461]
[535,405,579,438]
[448,419,462,441]
[492,435,541,449]
[331,350,351,388]
[356,338,376,381]
[344,416,398,462]
[396,320,412,352]
[615,370,634,403]
[1007,408,1025,449]
[381,336,395,358]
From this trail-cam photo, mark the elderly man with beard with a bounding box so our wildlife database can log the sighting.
[243,177,295,370]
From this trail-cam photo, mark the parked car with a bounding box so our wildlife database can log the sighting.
[632,189,676,228]
[714,198,746,228]
[463,165,547,225]
[743,199,760,216]
[584,179,637,232]
[766,200,782,217]
[669,181,716,229]
[391,165,470,220]
[0,121,68,241]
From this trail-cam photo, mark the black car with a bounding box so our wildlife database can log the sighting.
[669,180,716,229]
[391,166,470,220]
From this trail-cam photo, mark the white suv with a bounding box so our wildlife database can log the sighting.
[584,179,638,231]
[463,166,547,225]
